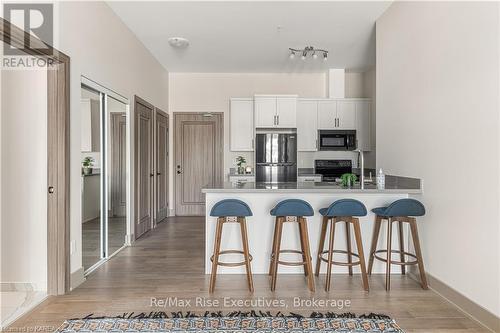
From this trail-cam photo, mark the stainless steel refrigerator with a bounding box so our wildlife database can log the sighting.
[255,133,297,183]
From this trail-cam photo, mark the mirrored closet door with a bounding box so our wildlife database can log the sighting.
[81,79,129,274]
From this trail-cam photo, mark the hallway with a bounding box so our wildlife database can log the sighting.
[10,217,488,332]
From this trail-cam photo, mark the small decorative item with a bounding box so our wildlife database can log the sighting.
[82,156,95,175]
[236,156,246,174]
[245,166,252,174]
[340,173,357,187]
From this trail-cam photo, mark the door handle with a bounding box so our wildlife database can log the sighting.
[48,186,55,194]
[150,173,154,177]
[157,172,161,176]
[177,170,182,174]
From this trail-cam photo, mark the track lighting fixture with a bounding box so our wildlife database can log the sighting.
[289,46,328,61]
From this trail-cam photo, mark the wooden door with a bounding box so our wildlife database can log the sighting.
[134,97,153,239]
[317,100,337,129]
[156,110,169,222]
[276,97,297,128]
[336,101,356,129]
[110,113,127,217]
[297,101,318,151]
[174,113,223,216]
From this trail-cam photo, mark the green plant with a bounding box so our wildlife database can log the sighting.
[82,157,94,168]
[340,173,357,187]
[236,156,246,167]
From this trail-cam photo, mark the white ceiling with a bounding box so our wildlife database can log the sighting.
[108,1,392,73]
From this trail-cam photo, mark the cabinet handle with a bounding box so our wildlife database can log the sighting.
[252,139,254,149]
[277,115,279,125]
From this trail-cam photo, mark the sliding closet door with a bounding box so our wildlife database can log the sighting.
[134,97,154,239]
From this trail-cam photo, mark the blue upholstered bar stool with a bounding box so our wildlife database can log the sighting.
[367,198,428,291]
[269,199,315,292]
[316,199,369,291]
[209,199,254,293]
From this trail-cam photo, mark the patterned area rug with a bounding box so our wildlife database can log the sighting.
[56,312,405,332]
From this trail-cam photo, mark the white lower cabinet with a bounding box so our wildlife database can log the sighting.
[230,98,254,151]
[297,100,318,151]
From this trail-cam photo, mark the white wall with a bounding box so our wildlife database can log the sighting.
[1,66,48,290]
[56,1,169,275]
[168,72,372,210]
[376,1,499,316]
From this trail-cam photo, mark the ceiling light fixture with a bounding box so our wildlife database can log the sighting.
[168,37,190,48]
[289,46,328,61]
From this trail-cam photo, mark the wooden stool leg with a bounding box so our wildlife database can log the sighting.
[368,216,382,275]
[345,221,353,276]
[315,216,328,276]
[298,218,308,277]
[299,217,315,292]
[409,218,428,290]
[385,218,393,291]
[398,221,406,275]
[268,218,279,276]
[352,218,369,291]
[209,218,224,293]
[271,217,283,291]
[325,218,336,292]
[239,217,254,293]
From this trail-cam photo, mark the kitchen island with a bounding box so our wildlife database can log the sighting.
[202,176,422,275]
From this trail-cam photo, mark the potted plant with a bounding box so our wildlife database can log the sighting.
[340,173,357,188]
[236,156,246,174]
[82,156,95,175]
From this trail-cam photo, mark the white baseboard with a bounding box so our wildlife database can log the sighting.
[408,270,500,332]
[70,267,85,290]
[125,233,134,245]
[168,208,175,217]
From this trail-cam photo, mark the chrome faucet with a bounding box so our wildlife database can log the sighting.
[354,149,365,189]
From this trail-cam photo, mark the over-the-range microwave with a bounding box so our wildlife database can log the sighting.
[318,130,356,151]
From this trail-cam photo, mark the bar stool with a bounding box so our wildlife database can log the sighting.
[315,199,369,292]
[269,199,315,292]
[209,199,254,293]
[367,198,428,291]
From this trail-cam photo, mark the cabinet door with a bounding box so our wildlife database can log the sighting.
[254,97,276,128]
[355,101,371,151]
[297,101,318,151]
[276,97,297,128]
[317,101,337,129]
[230,99,254,151]
[337,101,356,129]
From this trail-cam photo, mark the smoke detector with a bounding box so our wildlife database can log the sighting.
[168,37,189,48]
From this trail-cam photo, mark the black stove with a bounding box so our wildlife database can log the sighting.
[314,159,353,182]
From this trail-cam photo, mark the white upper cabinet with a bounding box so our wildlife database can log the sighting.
[254,97,276,128]
[276,97,297,128]
[230,98,254,151]
[254,95,297,128]
[355,101,371,151]
[317,101,337,129]
[297,100,318,151]
[336,101,356,129]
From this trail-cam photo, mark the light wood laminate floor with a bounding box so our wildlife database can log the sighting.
[10,217,488,332]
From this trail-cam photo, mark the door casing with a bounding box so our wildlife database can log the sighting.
[0,18,70,295]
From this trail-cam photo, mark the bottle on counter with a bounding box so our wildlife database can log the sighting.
[377,168,386,189]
